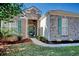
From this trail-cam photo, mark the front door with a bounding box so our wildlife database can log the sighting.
[28,20,37,37]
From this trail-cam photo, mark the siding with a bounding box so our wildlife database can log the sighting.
[68,17,79,40]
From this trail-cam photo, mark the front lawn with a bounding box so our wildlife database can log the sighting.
[1,43,79,56]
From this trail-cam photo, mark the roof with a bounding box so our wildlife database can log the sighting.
[23,6,41,13]
[39,10,79,20]
[48,10,79,17]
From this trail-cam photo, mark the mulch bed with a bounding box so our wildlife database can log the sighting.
[0,38,32,45]
[41,40,79,44]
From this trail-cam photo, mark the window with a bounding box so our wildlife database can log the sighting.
[58,16,68,36]
[62,17,68,36]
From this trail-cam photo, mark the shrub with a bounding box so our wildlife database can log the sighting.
[16,33,23,41]
[17,35,22,41]
[0,28,18,41]
[0,31,3,40]
[36,36,47,42]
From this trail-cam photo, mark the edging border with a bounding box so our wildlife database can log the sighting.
[31,38,79,47]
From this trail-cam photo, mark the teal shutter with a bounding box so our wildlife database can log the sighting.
[18,18,22,33]
[58,16,62,34]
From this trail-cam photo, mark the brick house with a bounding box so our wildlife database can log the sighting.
[1,6,79,41]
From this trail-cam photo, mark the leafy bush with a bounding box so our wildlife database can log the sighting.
[17,35,22,41]
[15,33,23,41]
[36,36,47,42]
[0,31,3,40]
[0,28,17,41]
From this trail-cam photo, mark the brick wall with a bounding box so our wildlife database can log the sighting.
[50,15,79,41]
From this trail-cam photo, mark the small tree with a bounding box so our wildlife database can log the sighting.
[0,3,22,23]
[0,3,23,39]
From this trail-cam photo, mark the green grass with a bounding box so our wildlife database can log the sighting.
[4,43,79,56]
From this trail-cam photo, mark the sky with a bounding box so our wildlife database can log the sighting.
[22,3,79,15]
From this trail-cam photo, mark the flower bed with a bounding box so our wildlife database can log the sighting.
[39,39,79,44]
[47,40,79,44]
[36,36,79,44]
[0,38,32,45]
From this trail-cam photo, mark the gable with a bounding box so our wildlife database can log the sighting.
[23,6,40,14]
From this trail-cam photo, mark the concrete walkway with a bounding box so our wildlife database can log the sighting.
[31,38,79,47]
